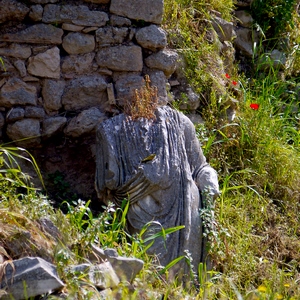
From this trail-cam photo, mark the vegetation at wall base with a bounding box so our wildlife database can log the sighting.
[1,0,300,299]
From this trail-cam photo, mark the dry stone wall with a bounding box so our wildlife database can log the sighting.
[0,0,178,199]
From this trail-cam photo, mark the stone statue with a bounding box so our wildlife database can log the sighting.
[95,105,219,280]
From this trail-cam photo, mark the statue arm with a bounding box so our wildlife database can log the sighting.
[183,116,220,199]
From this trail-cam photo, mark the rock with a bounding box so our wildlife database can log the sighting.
[42,79,65,114]
[43,4,109,27]
[84,0,110,3]
[95,27,129,47]
[0,24,64,44]
[0,77,37,108]
[234,27,252,57]
[110,0,164,24]
[0,0,30,24]
[179,87,200,111]
[6,119,41,147]
[6,107,25,122]
[62,32,95,55]
[65,107,106,137]
[110,15,131,27]
[24,106,45,119]
[234,10,254,28]
[0,257,64,300]
[135,25,167,51]
[0,44,31,59]
[113,73,145,106]
[42,116,67,138]
[186,113,204,125]
[69,262,120,289]
[62,23,84,32]
[257,49,287,71]
[96,45,143,72]
[91,245,144,282]
[62,75,108,111]
[212,16,236,43]
[62,53,95,75]
[30,0,59,3]
[148,70,169,105]
[29,4,43,21]
[235,0,253,7]
[13,60,27,77]
[0,113,4,128]
[37,217,61,241]
[144,50,178,78]
[27,47,61,79]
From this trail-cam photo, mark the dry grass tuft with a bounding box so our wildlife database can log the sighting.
[124,75,158,120]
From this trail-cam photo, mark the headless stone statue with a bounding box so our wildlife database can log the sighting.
[95,105,219,280]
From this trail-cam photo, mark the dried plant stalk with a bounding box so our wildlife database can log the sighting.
[124,75,158,120]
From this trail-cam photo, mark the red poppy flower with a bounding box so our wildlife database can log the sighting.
[250,103,259,110]
[225,73,230,79]
[232,80,238,86]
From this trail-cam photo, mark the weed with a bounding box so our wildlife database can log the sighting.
[124,75,158,120]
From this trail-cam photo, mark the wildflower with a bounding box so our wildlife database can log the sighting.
[225,73,230,79]
[250,103,260,110]
[232,80,238,86]
[257,285,267,293]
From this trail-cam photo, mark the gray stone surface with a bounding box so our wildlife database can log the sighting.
[234,10,254,28]
[13,60,27,77]
[62,32,95,55]
[6,118,41,147]
[62,75,108,111]
[135,25,167,51]
[43,4,108,26]
[25,106,45,119]
[69,262,120,289]
[110,0,164,24]
[145,50,179,78]
[0,0,29,24]
[212,16,236,43]
[0,77,37,108]
[29,4,43,21]
[96,45,143,72]
[95,106,219,280]
[0,257,64,300]
[0,24,64,44]
[113,73,145,106]
[42,79,65,114]
[96,27,129,47]
[27,47,60,79]
[6,107,25,122]
[64,107,106,138]
[234,27,255,57]
[0,44,32,59]
[62,53,95,75]
[42,116,67,138]
[91,245,144,282]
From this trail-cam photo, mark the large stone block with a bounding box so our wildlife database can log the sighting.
[6,118,41,147]
[96,45,143,72]
[0,0,29,24]
[145,49,178,78]
[43,4,108,26]
[0,44,31,59]
[0,78,37,108]
[110,0,164,24]
[135,25,167,51]
[0,24,63,44]
[62,33,95,55]
[62,75,108,111]
[64,107,107,137]
[27,47,61,79]
[42,79,65,114]
[0,257,64,300]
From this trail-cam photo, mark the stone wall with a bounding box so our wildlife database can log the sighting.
[0,0,178,200]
